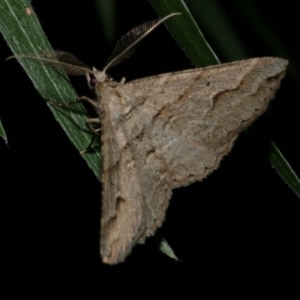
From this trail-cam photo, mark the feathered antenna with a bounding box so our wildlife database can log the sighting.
[6,13,180,82]
[6,49,95,77]
[103,13,180,72]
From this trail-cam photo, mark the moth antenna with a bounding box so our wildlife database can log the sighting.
[103,12,180,72]
[6,50,95,77]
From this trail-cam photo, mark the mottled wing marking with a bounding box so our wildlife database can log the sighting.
[97,57,287,264]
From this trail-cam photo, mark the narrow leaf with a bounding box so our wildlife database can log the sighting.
[0,119,8,145]
[0,0,101,178]
[269,142,300,198]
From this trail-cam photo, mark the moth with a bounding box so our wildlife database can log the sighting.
[7,14,288,264]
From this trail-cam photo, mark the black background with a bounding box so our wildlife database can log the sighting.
[1,0,299,297]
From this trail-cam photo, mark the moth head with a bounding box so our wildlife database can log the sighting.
[91,67,108,85]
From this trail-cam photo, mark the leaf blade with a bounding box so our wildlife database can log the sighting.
[0,0,101,178]
[269,142,300,198]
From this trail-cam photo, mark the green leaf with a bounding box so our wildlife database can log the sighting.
[0,119,8,144]
[154,233,180,262]
[0,0,101,178]
[269,142,300,198]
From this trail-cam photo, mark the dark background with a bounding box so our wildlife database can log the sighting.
[1,0,299,297]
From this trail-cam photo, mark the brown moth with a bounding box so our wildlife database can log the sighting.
[7,14,288,264]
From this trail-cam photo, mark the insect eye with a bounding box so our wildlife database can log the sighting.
[89,76,98,87]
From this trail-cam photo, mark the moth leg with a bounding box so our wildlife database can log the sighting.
[80,117,101,155]
[86,118,101,135]
[86,73,93,89]
[47,96,98,109]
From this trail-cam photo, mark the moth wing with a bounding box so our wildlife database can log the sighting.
[126,57,288,188]
[100,96,172,264]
